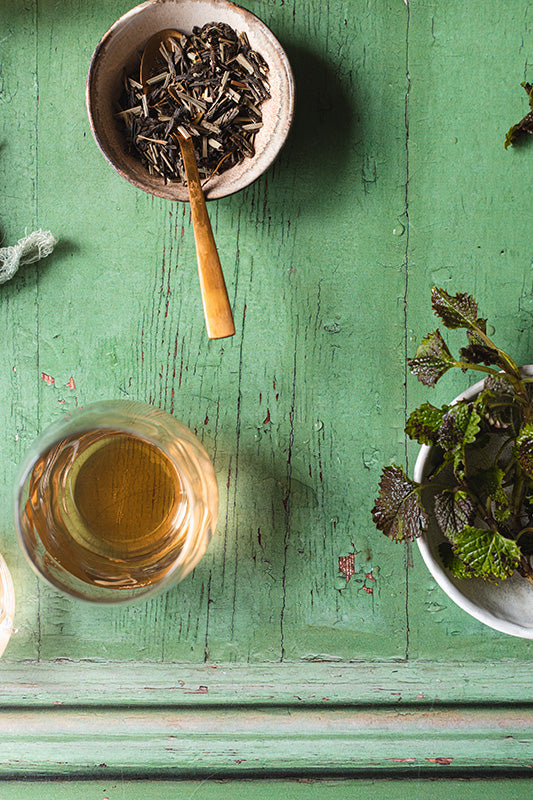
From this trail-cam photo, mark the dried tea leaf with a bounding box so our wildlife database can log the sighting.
[431,287,486,332]
[372,465,428,542]
[407,329,455,387]
[452,525,521,581]
[119,21,270,185]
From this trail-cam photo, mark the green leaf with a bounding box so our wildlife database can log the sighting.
[470,466,508,507]
[452,526,521,581]
[437,401,482,479]
[407,330,455,387]
[483,374,515,394]
[493,504,512,524]
[504,123,522,149]
[372,465,428,542]
[525,81,533,110]
[514,424,533,477]
[405,402,446,445]
[459,330,504,369]
[505,82,533,148]
[439,541,473,579]
[434,489,476,540]
[431,287,486,332]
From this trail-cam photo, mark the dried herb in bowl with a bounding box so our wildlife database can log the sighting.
[118,22,270,185]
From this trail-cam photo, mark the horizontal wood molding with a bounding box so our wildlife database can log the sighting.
[0,660,531,778]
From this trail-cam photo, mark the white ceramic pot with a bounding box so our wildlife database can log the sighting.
[413,365,533,638]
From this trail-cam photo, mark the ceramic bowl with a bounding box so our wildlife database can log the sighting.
[86,0,294,201]
[414,366,533,639]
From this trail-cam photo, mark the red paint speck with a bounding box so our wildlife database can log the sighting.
[388,758,416,763]
[41,372,55,386]
[365,571,377,582]
[427,757,453,765]
[338,554,355,583]
[204,414,209,425]
[66,377,76,390]
[362,585,374,594]
[263,409,271,424]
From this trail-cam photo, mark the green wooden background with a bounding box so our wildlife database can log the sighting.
[0,0,532,789]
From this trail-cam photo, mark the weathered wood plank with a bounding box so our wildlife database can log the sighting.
[405,0,533,660]
[0,701,531,777]
[0,0,410,665]
[2,779,533,800]
[1,660,532,706]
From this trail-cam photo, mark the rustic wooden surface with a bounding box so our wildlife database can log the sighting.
[0,0,532,786]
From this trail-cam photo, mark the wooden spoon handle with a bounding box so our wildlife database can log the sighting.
[178,135,235,339]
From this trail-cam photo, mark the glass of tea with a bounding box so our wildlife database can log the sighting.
[14,401,218,603]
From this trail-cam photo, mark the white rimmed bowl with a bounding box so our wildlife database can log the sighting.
[86,0,295,201]
[414,365,533,638]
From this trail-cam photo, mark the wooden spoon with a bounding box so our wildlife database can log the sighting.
[140,30,235,339]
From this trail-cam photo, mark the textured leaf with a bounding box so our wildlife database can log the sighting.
[431,287,486,332]
[493,504,512,524]
[439,541,473,579]
[407,330,455,387]
[452,526,521,580]
[470,466,507,506]
[372,465,428,542]
[437,402,481,479]
[459,331,503,368]
[504,82,533,148]
[514,424,533,477]
[434,489,476,540]
[405,402,446,445]
[483,374,515,394]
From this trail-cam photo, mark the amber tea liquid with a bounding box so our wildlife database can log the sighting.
[22,429,190,589]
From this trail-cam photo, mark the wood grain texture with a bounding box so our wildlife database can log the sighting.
[2,781,533,800]
[0,0,409,664]
[0,661,531,779]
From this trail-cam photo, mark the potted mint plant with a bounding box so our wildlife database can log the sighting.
[372,287,533,637]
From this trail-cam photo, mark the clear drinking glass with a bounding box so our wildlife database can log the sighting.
[0,554,15,656]
[14,400,218,603]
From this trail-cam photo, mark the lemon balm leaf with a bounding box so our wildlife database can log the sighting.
[372,465,428,543]
[452,526,521,581]
[514,424,533,477]
[407,330,455,387]
[434,489,476,540]
[504,82,533,149]
[431,287,486,332]
[405,402,447,445]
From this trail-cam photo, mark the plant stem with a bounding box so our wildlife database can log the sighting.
[453,361,500,377]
